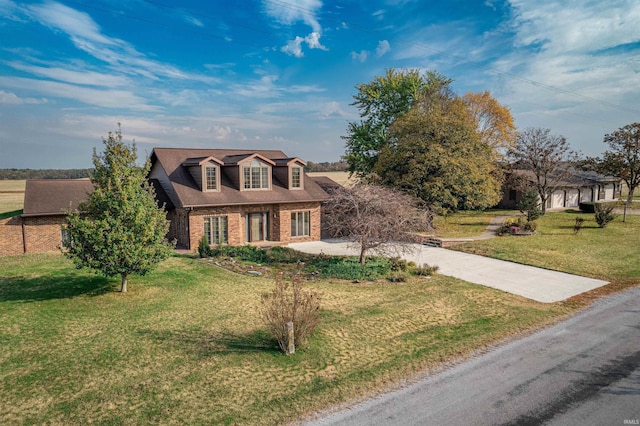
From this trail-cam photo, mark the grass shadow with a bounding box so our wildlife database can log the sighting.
[137,328,280,357]
[0,274,113,302]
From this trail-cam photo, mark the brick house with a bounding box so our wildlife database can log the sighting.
[0,179,93,256]
[149,148,329,250]
[0,148,331,257]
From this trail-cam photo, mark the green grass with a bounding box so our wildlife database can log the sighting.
[453,210,640,282]
[433,209,514,238]
[0,253,571,425]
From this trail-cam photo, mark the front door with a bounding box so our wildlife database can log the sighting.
[246,212,268,242]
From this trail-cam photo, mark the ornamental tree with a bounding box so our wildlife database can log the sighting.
[65,127,174,292]
[322,183,432,264]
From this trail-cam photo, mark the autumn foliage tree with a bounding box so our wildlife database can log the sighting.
[323,184,431,263]
[374,94,503,212]
[462,90,517,157]
[65,127,174,292]
[343,69,513,211]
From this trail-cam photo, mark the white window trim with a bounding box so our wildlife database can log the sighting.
[241,160,271,191]
[202,164,220,192]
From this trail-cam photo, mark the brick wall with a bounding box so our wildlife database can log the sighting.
[23,215,66,254]
[0,216,25,256]
[277,202,321,244]
[185,202,322,250]
[188,206,243,249]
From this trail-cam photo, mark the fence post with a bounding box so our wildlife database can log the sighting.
[287,321,295,355]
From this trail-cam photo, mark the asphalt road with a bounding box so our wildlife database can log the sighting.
[306,287,640,426]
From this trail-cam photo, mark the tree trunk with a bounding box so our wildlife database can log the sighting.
[359,246,367,264]
[627,187,635,206]
[120,273,128,293]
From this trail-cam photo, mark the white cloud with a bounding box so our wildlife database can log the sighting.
[281,32,327,57]
[0,90,47,104]
[7,62,130,87]
[493,0,640,154]
[23,1,214,84]
[0,76,158,111]
[376,40,391,57]
[282,36,305,58]
[263,0,323,33]
[262,0,328,57]
[351,50,369,62]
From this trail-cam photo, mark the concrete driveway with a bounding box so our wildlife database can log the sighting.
[287,240,608,303]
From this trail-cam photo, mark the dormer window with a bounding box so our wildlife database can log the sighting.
[205,166,217,191]
[291,167,302,189]
[243,160,269,189]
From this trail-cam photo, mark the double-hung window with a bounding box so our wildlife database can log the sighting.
[290,211,310,237]
[243,160,269,189]
[204,216,228,245]
[205,166,217,191]
[291,167,301,189]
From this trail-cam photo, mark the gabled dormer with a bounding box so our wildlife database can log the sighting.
[222,153,276,191]
[182,156,224,192]
[274,158,307,190]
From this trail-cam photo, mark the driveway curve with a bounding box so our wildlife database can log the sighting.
[287,240,608,303]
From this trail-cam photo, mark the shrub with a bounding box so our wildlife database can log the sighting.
[198,236,211,258]
[389,257,409,272]
[594,204,617,228]
[523,221,537,232]
[260,271,322,354]
[518,189,542,222]
[412,263,439,276]
[579,202,596,213]
[574,217,585,233]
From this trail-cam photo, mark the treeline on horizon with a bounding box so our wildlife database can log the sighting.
[0,161,347,180]
[0,169,92,180]
[304,161,348,172]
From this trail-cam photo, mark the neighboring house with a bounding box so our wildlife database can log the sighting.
[0,179,93,256]
[498,168,621,209]
[149,148,329,249]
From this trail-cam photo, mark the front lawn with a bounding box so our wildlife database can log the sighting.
[453,211,640,283]
[433,209,513,238]
[0,253,571,425]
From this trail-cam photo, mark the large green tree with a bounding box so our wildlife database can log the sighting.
[373,95,502,212]
[581,123,640,205]
[66,128,174,292]
[343,68,453,178]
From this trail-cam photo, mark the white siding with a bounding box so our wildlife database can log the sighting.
[566,189,579,207]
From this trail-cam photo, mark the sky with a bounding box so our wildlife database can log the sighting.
[1,0,639,169]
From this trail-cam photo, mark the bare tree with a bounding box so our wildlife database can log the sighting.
[323,184,432,264]
[509,128,578,215]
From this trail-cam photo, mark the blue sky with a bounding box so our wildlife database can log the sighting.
[1,0,639,168]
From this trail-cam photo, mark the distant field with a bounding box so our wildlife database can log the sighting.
[0,180,25,213]
[307,171,353,186]
[0,180,26,192]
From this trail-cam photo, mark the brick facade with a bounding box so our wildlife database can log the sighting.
[183,201,322,250]
[0,214,67,256]
[0,216,25,257]
[23,215,66,253]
